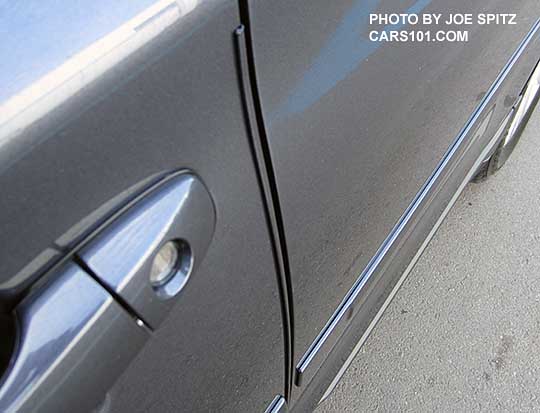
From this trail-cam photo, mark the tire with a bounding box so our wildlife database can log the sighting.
[473,61,540,182]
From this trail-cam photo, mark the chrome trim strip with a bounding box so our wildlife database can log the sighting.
[264,395,287,413]
[296,18,540,386]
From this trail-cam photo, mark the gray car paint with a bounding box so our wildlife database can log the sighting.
[294,23,540,391]
[0,0,285,411]
[245,0,540,404]
[1,0,540,411]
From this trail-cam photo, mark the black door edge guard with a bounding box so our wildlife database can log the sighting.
[234,20,295,400]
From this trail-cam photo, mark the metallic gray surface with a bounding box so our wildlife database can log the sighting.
[318,106,540,412]
[289,54,540,413]
[80,172,215,328]
[294,20,540,389]
[0,0,286,411]
[246,0,540,402]
[0,262,149,413]
[318,82,526,406]
[0,0,198,302]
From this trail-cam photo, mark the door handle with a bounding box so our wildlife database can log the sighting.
[0,262,149,413]
[79,171,216,329]
[0,171,216,412]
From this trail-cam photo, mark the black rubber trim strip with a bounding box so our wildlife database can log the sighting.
[234,6,295,400]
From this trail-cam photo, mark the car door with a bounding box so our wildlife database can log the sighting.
[0,1,285,412]
[243,0,540,403]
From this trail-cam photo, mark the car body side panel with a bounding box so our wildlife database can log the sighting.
[294,26,540,410]
[245,0,540,403]
[0,1,285,411]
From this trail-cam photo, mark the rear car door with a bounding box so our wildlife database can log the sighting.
[0,1,285,411]
[244,0,540,402]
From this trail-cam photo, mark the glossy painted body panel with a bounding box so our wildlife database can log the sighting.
[0,0,285,411]
[295,24,540,404]
[246,0,540,398]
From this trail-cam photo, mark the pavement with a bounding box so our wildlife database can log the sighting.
[318,107,540,412]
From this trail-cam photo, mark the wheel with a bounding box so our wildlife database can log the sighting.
[473,61,540,182]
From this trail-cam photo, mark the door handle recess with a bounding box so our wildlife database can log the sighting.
[0,262,149,413]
